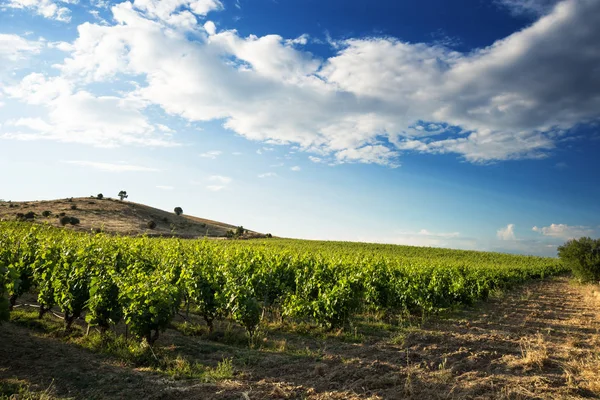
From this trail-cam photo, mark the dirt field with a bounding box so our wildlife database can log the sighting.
[1,277,599,399]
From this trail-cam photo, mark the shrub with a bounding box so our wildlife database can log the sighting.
[265,233,273,238]
[558,237,600,283]
[59,212,66,217]
[69,217,80,225]
[118,191,128,201]
[147,220,157,229]
[97,193,104,200]
[60,216,71,226]
[42,210,52,217]
[70,205,77,210]
[174,207,183,216]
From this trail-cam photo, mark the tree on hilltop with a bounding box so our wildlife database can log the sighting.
[174,207,183,216]
[118,191,128,201]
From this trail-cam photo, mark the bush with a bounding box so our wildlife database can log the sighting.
[60,216,71,226]
[70,205,77,210]
[147,220,157,229]
[59,212,66,217]
[265,233,273,238]
[42,210,52,217]
[558,237,600,283]
[69,217,80,225]
[174,207,183,216]
[97,193,104,200]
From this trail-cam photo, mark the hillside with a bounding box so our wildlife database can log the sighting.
[0,197,259,238]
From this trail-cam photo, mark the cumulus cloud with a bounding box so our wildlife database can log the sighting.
[497,224,516,240]
[0,34,44,62]
[532,224,594,239]
[62,160,159,172]
[3,73,177,147]
[290,166,301,171]
[4,0,75,22]
[4,0,600,166]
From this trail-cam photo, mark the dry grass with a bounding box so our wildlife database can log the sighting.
[1,277,600,399]
[0,197,262,239]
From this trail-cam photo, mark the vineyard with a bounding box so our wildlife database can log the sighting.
[0,221,566,345]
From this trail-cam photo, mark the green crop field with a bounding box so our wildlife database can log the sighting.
[0,221,566,343]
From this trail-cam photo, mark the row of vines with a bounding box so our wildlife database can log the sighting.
[0,222,565,344]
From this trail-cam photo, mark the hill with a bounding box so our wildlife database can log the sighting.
[0,197,260,238]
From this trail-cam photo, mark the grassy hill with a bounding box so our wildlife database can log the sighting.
[0,197,260,238]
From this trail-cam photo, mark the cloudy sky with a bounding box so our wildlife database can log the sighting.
[1,0,599,256]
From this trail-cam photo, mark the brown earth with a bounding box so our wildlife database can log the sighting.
[1,277,599,399]
[0,197,261,238]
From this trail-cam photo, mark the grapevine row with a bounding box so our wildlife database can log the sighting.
[0,222,565,343]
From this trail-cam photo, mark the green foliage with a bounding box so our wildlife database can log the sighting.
[235,226,245,237]
[558,237,600,283]
[174,207,183,216]
[0,221,566,343]
[147,220,157,229]
[42,211,52,217]
[59,216,71,226]
[118,191,128,201]
[97,193,103,200]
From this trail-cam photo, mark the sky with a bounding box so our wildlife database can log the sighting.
[0,0,599,256]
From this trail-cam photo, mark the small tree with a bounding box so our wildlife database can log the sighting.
[97,193,104,200]
[558,237,600,283]
[174,207,183,216]
[118,190,128,201]
[42,211,52,217]
[235,226,245,237]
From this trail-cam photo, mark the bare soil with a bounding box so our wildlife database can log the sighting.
[1,277,599,399]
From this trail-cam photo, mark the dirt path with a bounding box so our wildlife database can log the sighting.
[1,277,599,399]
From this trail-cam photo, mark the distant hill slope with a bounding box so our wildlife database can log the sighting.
[0,197,260,238]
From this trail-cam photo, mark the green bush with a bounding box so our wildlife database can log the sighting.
[147,220,157,229]
[60,216,71,226]
[42,210,52,217]
[558,237,600,283]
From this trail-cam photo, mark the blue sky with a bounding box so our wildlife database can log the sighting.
[1,0,599,256]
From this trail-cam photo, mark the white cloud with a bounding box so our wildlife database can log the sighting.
[206,185,225,191]
[290,166,301,171]
[156,185,174,190]
[532,224,594,239]
[200,150,222,159]
[132,0,223,29]
[208,175,231,184]
[3,73,177,147]
[497,224,516,241]
[0,34,43,63]
[496,0,561,16]
[5,0,74,22]
[62,160,159,172]
[258,172,277,178]
[5,0,600,166]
